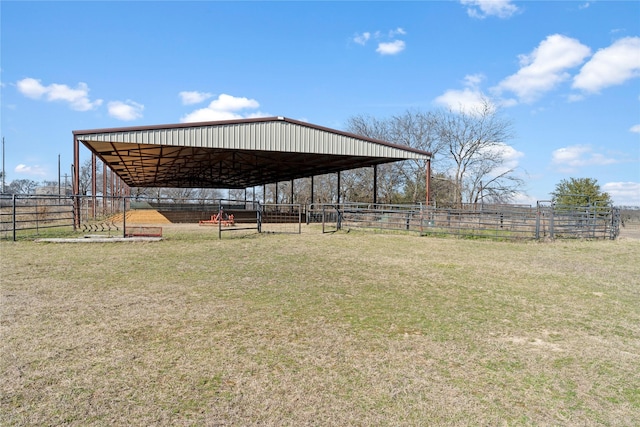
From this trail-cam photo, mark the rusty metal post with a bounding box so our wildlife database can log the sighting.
[73,136,80,228]
[102,162,107,215]
[111,169,116,212]
[122,194,127,238]
[91,153,97,219]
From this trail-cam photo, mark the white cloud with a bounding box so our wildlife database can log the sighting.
[435,87,493,113]
[602,182,640,206]
[630,124,640,133]
[389,27,406,37]
[107,100,144,121]
[499,143,525,166]
[181,93,267,123]
[567,93,585,103]
[493,34,591,103]
[15,164,47,177]
[460,0,519,19]
[572,37,640,93]
[353,32,371,45]
[353,28,407,55]
[376,40,406,55]
[435,73,498,113]
[179,90,214,105]
[17,78,47,98]
[16,77,103,111]
[463,73,484,87]
[209,93,259,111]
[479,143,524,177]
[551,144,617,172]
[510,192,538,206]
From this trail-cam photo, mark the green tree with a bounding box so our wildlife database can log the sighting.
[551,177,612,207]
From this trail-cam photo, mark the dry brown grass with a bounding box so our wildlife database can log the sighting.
[1,226,639,425]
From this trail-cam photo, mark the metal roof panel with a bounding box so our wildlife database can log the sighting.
[74,117,431,188]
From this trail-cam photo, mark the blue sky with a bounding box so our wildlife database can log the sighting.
[2,0,639,205]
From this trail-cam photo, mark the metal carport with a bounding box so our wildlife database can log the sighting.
[72,116,432,204]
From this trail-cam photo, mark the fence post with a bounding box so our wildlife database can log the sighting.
[35,197,39,235]
[257,205,262,233]
[122,196,127,238]
[12,194,17,241]
[535,203,540,240]
[549,205,555,240]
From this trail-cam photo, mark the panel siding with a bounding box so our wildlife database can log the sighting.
[76,120,429,160]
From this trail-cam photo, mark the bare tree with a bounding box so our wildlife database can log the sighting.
[194,187,223,202]
[346,111,443,203]
[388,111,442,203]
[164,187,195,203]
[7,179,38,195]
[433,101,522,206]
[429,173,457,207]
[77,159,93,195]
[292,178,311,205]
[340,167,374,202]
[312,173,338,203]
[377,163,405,203]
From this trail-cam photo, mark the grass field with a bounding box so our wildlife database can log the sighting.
[2,226,639,425]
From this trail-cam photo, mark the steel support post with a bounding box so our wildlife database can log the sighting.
[103,162,107,215]
[373,165,378,204]
[91,153,97,219]
[425,158,431,206]
[310,176,314,205]
[73,136,80,228]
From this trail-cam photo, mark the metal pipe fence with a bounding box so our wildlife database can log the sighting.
[1,194,75,240]
[260,203,302,234]
[1,194,621,241]
[535,201,620,240]
[314,202,620,240]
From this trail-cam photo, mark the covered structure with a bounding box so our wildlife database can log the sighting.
[72,116,432,209]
